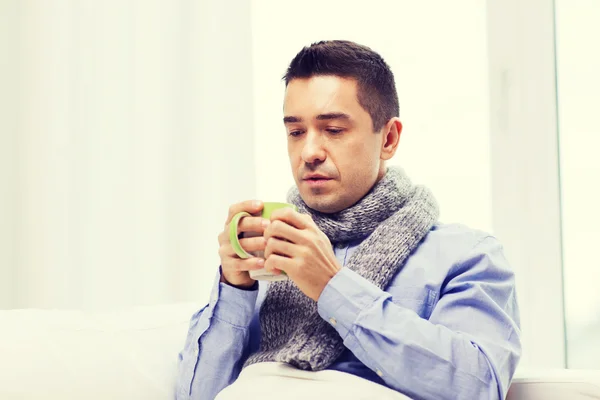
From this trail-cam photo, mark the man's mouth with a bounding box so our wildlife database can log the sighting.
[302,175,333,187]
[303,174,331,181]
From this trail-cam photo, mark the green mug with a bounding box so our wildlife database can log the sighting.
[229,202,298,281]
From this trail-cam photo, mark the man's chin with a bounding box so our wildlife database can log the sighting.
[301,194,344,214]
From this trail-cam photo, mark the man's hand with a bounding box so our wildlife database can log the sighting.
[263,208,341,301]
[218,200,269,289]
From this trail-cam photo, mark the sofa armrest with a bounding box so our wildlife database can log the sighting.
[508,369,600,400]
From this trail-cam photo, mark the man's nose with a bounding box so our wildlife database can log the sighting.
[301,132,326,165]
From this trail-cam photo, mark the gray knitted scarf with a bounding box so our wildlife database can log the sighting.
[243,167,439,371]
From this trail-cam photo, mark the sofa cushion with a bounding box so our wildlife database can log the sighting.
[0,302,200,400]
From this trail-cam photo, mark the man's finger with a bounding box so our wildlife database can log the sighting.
[264,219,304,244]
[238,236,267,253]
[264,254,294,275]
[237,216,269,235]
[218,230,229,246]
[219,236,266,258]
[225,200,264,224]
[264,237,296,259]
[270,208,309,230]
[218,243,234,258]
[232,257,266,272]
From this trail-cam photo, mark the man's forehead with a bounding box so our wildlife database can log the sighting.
[283,76,359,117]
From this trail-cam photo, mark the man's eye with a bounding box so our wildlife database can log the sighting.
[326,128,344,135]
[289,130,304,137]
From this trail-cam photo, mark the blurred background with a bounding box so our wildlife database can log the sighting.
[0,0,598,373]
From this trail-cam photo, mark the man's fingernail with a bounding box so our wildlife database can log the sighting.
[257,258,265,266]
[262,219,270,228]
[253,200,262,208]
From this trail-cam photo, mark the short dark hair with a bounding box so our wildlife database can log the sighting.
[284,40,399,132]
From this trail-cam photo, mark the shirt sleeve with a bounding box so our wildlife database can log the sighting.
[176,269,259,400]
[317,236,521,400]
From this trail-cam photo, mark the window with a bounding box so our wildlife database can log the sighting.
[555,0,600,369]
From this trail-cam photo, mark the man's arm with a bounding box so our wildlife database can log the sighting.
[317,236,521,400]
[176,270,259,400]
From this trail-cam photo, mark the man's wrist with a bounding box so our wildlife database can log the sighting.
[220,272,258,291]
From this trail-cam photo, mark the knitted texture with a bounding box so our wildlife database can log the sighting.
[243,167,439,371]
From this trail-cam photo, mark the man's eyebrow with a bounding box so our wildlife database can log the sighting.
[316,112,351,121]
[283,113,352,124]
[283,116,302,124]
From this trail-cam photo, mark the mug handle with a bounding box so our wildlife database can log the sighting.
[229,211,252,259]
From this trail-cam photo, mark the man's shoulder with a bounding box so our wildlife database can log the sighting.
[413,222,504,272]
[428,222,495,245]
[390,222,510,303]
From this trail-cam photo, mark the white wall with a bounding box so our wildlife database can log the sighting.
[251,0,493,232]
[0,0,255,310]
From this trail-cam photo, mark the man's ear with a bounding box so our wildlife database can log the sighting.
[380,118,402,161]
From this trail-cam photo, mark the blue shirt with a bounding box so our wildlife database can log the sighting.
[176,223,521,400]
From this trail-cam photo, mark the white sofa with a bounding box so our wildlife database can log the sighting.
[0,303,598,400]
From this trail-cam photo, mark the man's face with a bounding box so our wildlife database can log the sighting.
[284,75,386,214]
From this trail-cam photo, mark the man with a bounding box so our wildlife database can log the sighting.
[176,40,521,400]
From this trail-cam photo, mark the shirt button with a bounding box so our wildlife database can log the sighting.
[376,369,383,378]
[329,317,337,326]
